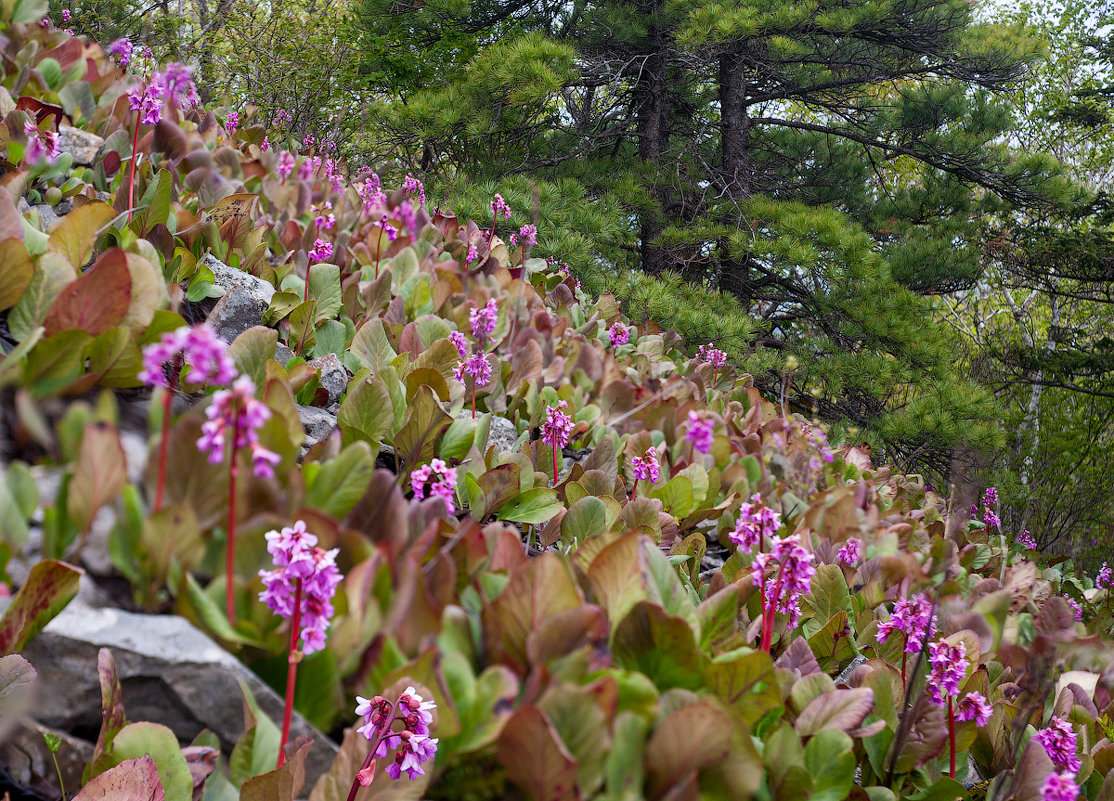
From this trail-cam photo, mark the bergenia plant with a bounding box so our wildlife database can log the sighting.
[470,298,498,344]
[542,400,573,485]
[488,193,511,244]
[926,639,970,778]
[348,687,438,795]
[258,520,342,766]
[684,410,714,460]
[729,494,780,553]
[876,592,936,685]
[697,342,727,384]
[453,352,491,419]
[139,323,235,512]
[1042,773,1080,801]
[751,533,816,652]
[629,448,659,498]
[1033,717,1081,773]
[411,459,458,514]
[608,323,630,347]
[836,537,862,565]
[196,376,281,621]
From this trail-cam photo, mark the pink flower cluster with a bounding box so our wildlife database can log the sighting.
[139,323,236,389]
[1042,773,1079,801]
[697,343,727,368]
[108,38,133,67]
[730,494,780,553]
[518,224,538,248]
[403,174,426,206]
[926,640,968,705]
[23,121,58,166]
[470,299,498,342]
[225,112,239,136]
[453,352,492,388]
[542,400,574,450]
[685,411,714,455]
[1097,563,1112,589]
[836,537,862,565]
[313,201,336,231]
[1034,717,1081,773]
[273,107,292,127]
[196,376,281,478]
[608,323,630,347]
[1019,531,1037,550]
[1066,596,1083,622]
[309,238,333,263]
[955,691,991,726]
[355,688,438,781]
[980,486,1000,529]
[630,448,660,484]
[877,592,935,654]
[277,150,295,179]
[751,534,816,628]
[411,459,458,515]
[258,521,343,654]
[450,331,468,358]
[158,63,200,111]
[491,193,511,220]
[128,81,163,126]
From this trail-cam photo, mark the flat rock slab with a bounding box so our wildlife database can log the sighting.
[17,603,338,787]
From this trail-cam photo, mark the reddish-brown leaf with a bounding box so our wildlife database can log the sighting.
[497,706,580,801]
[73,756,165,801]
[43,249,131,336]
[0,560,83,655]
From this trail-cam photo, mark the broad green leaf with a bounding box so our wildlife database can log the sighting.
[795,688,874,737]
[308,264,342,323]
[350,318,396,372]
[304,442,375,519]
[560,496,608,546]
[802,564,851,624]
[393,384,452,465]
[336,374,392,450]
[229,680,280,788]
[497,487,563,524]
[87,722,192,801]
[803,730,856,801]
[228,326,277,387]
[287,300,317,354]
[612,601,705,691]
[9,255,73,341]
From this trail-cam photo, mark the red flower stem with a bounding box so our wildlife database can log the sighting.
[552,443,559,486]
[761,562,788,653]
[374,228,383,280]
[277,578,303,768]
[900,647,907,690]
[127,111,141,222]
[225,412,241,623]
[948,696,956,779]
[713,367,718,386]
[346,698,400,801]
[304,262,311,304]
[471,383,476,419]
[631,478,639,499]
[153,389,172,512]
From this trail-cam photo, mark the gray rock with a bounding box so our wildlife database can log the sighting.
[487,415,520,454]
[201,254,275,309]
[16,602,339,786]
[57,124,104,165]
[298,405,337,451]
[276,343,296,366]
[207,285,265,344]
[32,204,60,231]
[834,654,868,686]
[55,199,73,216]
[0,719,93,798]
[17,196,30,214]
[309,353,348,404]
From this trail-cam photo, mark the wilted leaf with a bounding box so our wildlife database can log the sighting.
[74,756,165,801]
[0,559,82,654]
[0,654,36,722]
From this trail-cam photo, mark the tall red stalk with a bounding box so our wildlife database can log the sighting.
[631,478,639,499]
[947,697,956,779]
[225,411,241,623]
[374,228,383,279]
[153,389,172,511]
[346,698,401,801]
[277,578,303,768]
[471,382,476,419]
[760,562,788,653]
[304,263,311,303]
[552,443,560,486]
[127,112,141,221]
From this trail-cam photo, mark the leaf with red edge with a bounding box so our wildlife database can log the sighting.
[43,248,131,336]
[0,559,83,655]
[73,756,165,801]
[794,688,874,737]
[497,706,580,801]
[239,736,312,801]
[87,648,128,775]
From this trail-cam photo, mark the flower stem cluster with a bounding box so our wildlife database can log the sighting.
[542,401,574,484]
[453,352,492,418]
[697,343,727,383]
[730,494,780,553]
[470,298,498,343]
[629,448,659,497]
[411,459,459,515]
[751,533,816,651]
[349,688,438,794]
[684,411,714,457]
[607,323,630,347]
[1042,773,1080,801]
[836,538,862,565]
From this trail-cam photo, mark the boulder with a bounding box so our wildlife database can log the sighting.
[31,204,60,232]
[0,720,92,799]
[298,405,337,451]
[57,125,104,165]
[16,603,339,787]
[309,354,347,404]
[201,255,275,310]
[207,285,265,344]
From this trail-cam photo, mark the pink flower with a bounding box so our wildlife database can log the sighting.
[449,331,468,359]
[411,458,458,514]
[630,448,660,484]
[470,298,498,342]
[685,411,714,455]
[877,592,936,654]
[607,323,629,347]
[298,157,316,182]
[22,121,58,166]
[62,9,71,21]
[355,688,438,782]
[518,224,538,248]
[542,401,574,450]
[837,538,862,565]
[730,494,780,553]
[139,323,236,388]
[274,107,292,126]
[452,352,492,387]
[225,111,238,136]
[1097,563,1112,589]
[955,692,991,726]
[1034,717,1081,773]
[491,193,511,220]
[751,533,816,628]
[258,520,343,655]
[1066,596,1083,622]
[196,376,281,478]
[1019,531,1037,550]
[261,136,270,152]
[466,242,478,264]
[128,80,163,126]
[313,201,336,231]
[309,238,333,263]
[108,37,133,67]
[403,174,425,205]
[926,640,968,706]
[697,343,727,368]
[1042,773,1080,801]
[155,63,199,111]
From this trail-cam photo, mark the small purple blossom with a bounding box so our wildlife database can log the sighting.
[108,37,133,67]
[274,107,292,127]
[877,592,936,654]
[403,174,425,206]
[542,400,574,450]
[62,9,71,21]
[411,459,458,515]
[608,323,630,347]
[449,331,468,359]
[156,63,199,111]
[1097,562,1113,589]
[630,448,660,484]
[298,157,316,182]
[697,343,727,368]
[128,80,163,126]
[139,323,236,389]
[1042,773,1079,801]
[470,299,498,342]
[491,193,511,220]
[466,242,478,264]
[751,533,816,629]
[225,111,238,136]
[837,537,862,565]
[453,351,492,387]
[1034,717,1081,774]
[355,689,438,781]
[685,411,714,455]
[955,692,991,726]
[313,201,336,231]
[926,640,968,706]
[196,376,282,478]
[309,238,333,263]
[518,224,538,248]
[1066,596,1083,622]
[982,487,999,507]
[22,121,58,166]
[730,494,780,553]
[277,150,295,179]
[258,520,343,655]
[1019,531,1037,550]
[261,136,270,152]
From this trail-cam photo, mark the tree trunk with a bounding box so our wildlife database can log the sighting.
[716,46,753,300]
[634,0,670,276]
